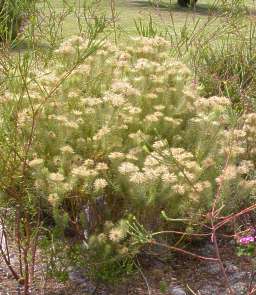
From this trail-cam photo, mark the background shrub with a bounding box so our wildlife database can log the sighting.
[0,0,34,41]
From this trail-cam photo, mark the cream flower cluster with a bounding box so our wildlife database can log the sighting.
[2,35,256,233]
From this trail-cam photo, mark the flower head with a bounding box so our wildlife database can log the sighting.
[109,227,125,242]
[28,158,44,168]
[239,236,255,245]
[94,178,108,191]
[49,172,64,182]
[118,162,139,175]
[60,145,74,154]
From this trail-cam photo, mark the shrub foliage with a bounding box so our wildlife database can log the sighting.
[0,35,256,283]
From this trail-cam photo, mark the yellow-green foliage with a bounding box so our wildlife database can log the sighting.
[0,0,33,41]
[0,36,256,239]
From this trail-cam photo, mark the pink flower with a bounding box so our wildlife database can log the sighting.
[239,236,255,245]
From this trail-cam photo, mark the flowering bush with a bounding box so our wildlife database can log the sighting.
[1,35,256,281]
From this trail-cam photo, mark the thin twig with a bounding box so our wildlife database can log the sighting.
[150,240,218,262]
[135,258,152,295]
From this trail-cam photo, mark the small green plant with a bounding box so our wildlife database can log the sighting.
[236,229,256,257]
[159,280,168,294]
[134,16,159,38]
[86,219,133,281]
[237,242,255,257]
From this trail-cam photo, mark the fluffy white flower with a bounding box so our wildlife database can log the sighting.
[129,172,146,184]
[145,114,159,123]
[152,140,168,150]
[60,145,74,154]
[109,227,125,242]
[72,166,98,178]
[28,158,44,168]
[94,178,108,191]
[162,173,177,184]
[49,173,64,182]
[80,97,102,107]
[118,162,139,175]
[103,92,126,107]
[93,126,111,141]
